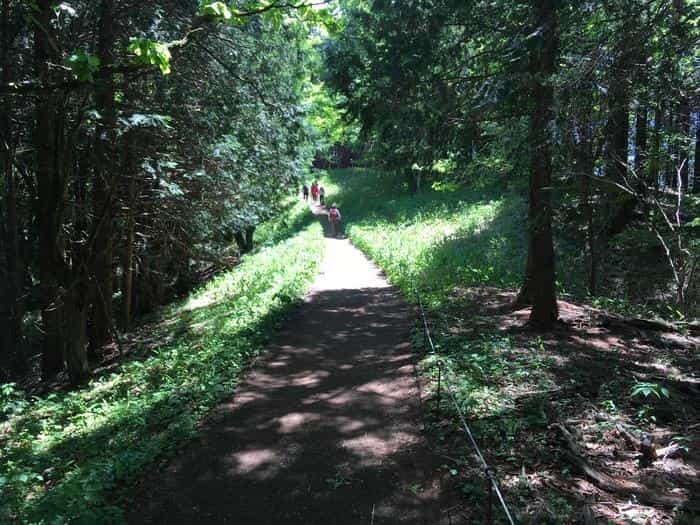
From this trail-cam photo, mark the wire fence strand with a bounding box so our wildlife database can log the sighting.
[412,282,517,525]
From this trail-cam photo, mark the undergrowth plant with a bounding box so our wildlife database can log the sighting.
[0,201,323,524]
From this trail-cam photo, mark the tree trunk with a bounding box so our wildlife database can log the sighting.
[577,128,597,296]
[634,107,647,176]
[64,286,90,385]
[605,90,633,235]
[605,96,629,182]
[35,0,65,378]
[694,112,699,193]
[520,0,558,327]
[0,0,24,377]
[649,106,662,189]
[245,226,255,252]
[515,247,534,305]
[663,109,674,188]
[121,141,137,330]
[678,101,690,190]
[234,231,248,253]
[91,0,116,350]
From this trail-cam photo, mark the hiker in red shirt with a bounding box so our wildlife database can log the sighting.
[328,203,341,237]
[310,182,319,202]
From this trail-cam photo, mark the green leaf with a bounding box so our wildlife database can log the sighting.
[199,1,232,20]
[65,53,101,82]
[127,38,172,75]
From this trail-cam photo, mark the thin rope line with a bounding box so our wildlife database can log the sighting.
[412,281,516,525]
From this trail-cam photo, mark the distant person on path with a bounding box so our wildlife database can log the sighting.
[302,183,309,201]
[328,203,341,237]
[311,181,319,202]
[319,186,326,206]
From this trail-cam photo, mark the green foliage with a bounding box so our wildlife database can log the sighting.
[321,168,527,301]
[630,382,670,400]
[0,203,323,523]
[305,81,359,154]
[127,38,172,75]
[198,1,338,31]
[199,1,234,21]
[64,53,100,82]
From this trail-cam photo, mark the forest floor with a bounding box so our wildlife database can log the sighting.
[420,289,700,524]
[127,202,459,524]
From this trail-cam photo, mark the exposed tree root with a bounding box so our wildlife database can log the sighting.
[557,424,686,508]
[600,314,700,337]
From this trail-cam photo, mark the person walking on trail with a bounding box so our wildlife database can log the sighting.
[328,203,341,237]
[311,182,319,202]
[302,183,309,201]
[319,186,326,206]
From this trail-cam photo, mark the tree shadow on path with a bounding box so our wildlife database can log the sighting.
[127,213,460,524]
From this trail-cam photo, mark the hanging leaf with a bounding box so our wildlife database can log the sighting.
[65,53,101,82]
[127,38,172,75]
[199,1,233,20]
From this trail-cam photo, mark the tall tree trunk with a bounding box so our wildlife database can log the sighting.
[245,226,255,252]
[678,101,690,190]
[605,65,633,235]
[35,0,65,378]
[694,112,699,193]
[64,286,89,385]
[605,96,629,182]
[664,109,674,188]
[91,0,116,350]
[650,106,662,189]
[0,0,24,376]
[121,138,137,329]
[234,231,248,253]
[634,107,647,176]
[519,0,559,327]
[576,126,597,296]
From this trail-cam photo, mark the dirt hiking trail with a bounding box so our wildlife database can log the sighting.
[129,204,457,524]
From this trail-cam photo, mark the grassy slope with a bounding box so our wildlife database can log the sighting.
[0,201,322,524]
[321,169,698,523]
[322,168,527,299]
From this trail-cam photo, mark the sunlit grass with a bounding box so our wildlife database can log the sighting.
[321,169,527,301]
[0,200,323,524]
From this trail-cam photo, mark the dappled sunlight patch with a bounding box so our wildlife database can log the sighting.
[277,412,321,433]
[289,370,330,388]
[183,293,218,312]
[341,431,421,462]
[228,447,280,477]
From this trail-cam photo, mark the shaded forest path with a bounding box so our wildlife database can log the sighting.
[128,203,456,524]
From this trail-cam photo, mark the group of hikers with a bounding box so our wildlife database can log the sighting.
[301,180,342,237]
[302,180,326,205]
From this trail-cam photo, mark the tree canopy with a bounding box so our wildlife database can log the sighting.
[0,0,336,383]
